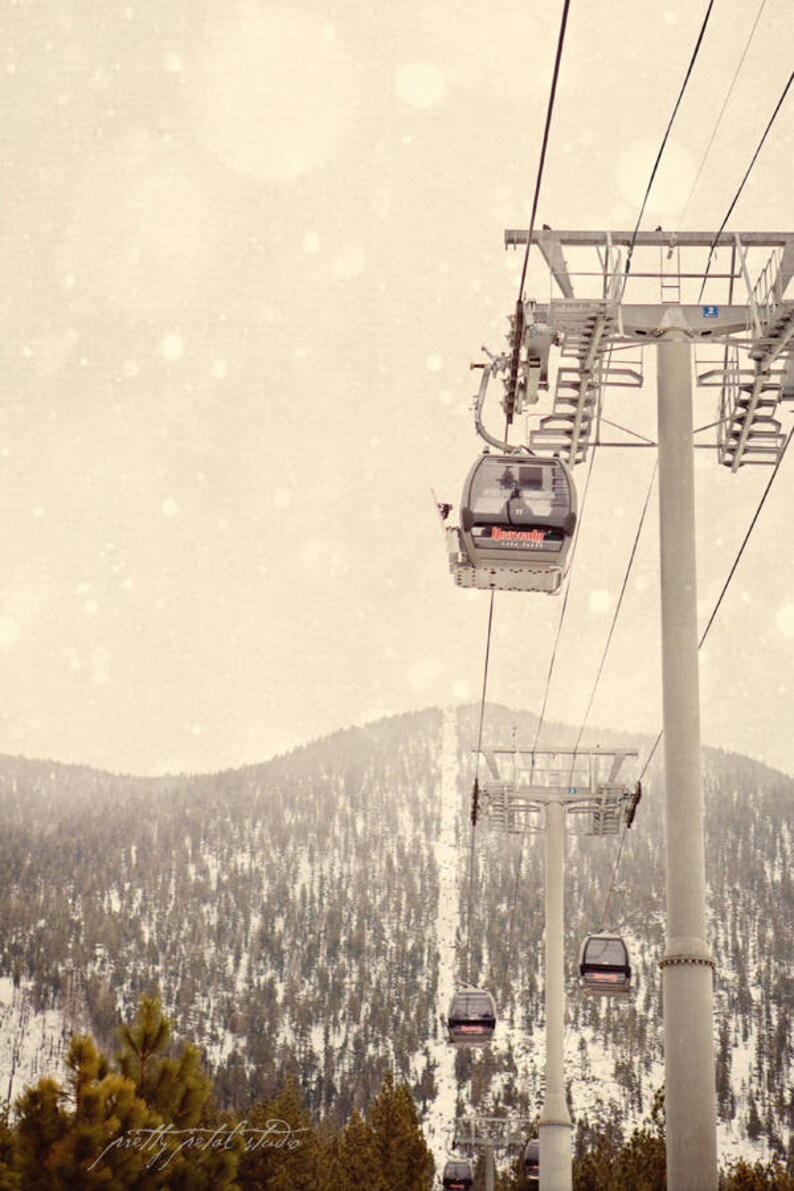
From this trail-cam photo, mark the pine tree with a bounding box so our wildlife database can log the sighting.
[720,1159,794,1190]
[14,1036,164,1189]
[335,1108,385,1191]
[746,1093,763,1142]
[116,995,172,1102]
[366,1070,435,1191]
[13,1078,67,1190]
[148,1040,213,1130]
[572,1087,665,1191]
[716,1015,735,1122]
[115,995,241,1188]
[0,1108,20,1191]
[573,1130,621,1190]
[236,1074,319,1190]
[609,1125,666,1191]
[176,1097,244,1191]
[313,1117,345,1191]
[13,999,240,1189]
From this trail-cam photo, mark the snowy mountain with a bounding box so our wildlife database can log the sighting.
[0,706,791,1175]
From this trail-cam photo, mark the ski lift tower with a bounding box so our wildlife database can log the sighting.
[502,227,794,1190]
[453,1113,533,1191]
[476,746,641,1191]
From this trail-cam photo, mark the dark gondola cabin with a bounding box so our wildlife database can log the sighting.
[447,987,496,1046]
[579,934,632,997]
[442,1158,474,1190]
[447,453,577,593]
[524,1138,540,1185]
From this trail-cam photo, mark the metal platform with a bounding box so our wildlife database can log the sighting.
[501,229,794,469]
[474,748,640,836]
[453,1114,532,1156]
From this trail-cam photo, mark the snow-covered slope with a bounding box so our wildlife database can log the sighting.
[0,707,790,1173]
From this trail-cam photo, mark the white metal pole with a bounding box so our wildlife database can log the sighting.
[539,798,572,1191]
[656,333,718,1190]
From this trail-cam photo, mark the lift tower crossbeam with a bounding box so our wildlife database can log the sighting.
[502,229,794,472]
[475,748,640,836]
[454,1114,532,1191]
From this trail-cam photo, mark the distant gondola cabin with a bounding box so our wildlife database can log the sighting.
[579,934,632,997]
[446,453,577,593]
[524,1138,540,1185]
[442,1158,474,1189]
[447,987,496,1046]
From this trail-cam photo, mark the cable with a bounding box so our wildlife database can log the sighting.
[552,463,657,937]
[517,0,572,303]
[699,429,793,649]
[698,69,794,302]
[467,3,573,995]
[597,417,656,447]
[639,731,663,785]
[505,0,571,423]
[675,0,768,229]
[629,65,794,775]
[601,824,629,928]
[459,0,573,992]
[571,461,658,757]
[622,0,716,289]
[639,425,794,782]
[545,460,657,939]
[532,447,599,752]
[465,591,496,982]
[497,446,600,1004]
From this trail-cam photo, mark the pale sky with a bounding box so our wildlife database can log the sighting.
[2,0,793,776]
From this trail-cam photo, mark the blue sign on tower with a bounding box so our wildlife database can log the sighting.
[702,305,719,318]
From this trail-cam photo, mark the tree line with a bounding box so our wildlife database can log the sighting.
[2,995,791,1188]
[0,994,434,1189]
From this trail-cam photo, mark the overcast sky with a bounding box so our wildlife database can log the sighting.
[2,0,793,776]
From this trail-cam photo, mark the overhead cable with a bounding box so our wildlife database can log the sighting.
[571,461,658,756]
[506,0,571,423]
[639,426,794,781]
[623,0,716,287]
[601,827,629,928]
[516,0,572,301]
[498,446,599,1005]
[698,68,794,301]
[466,590,496,980]
[560,461,657,933]
[475,1,572,993]
[531,447,599,753]
[676,0,768,229]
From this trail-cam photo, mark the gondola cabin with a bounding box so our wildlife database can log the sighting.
[524,1138,540,1185]
[579,934,632,997]
[447,987,496,1046]
[447,453,577,593]
[442,1158,474,1189]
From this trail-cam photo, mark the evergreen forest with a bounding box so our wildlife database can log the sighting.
[0,705,791,1185]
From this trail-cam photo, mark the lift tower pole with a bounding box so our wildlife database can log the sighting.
[656,333,718,1188]
[540,798,571,1191]
[475,748,640,1191]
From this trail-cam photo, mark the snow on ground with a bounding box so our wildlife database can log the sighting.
[0,977,70,1111]
[423,708,465,1170]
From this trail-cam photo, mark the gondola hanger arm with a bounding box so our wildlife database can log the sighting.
[471,349,531,455]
